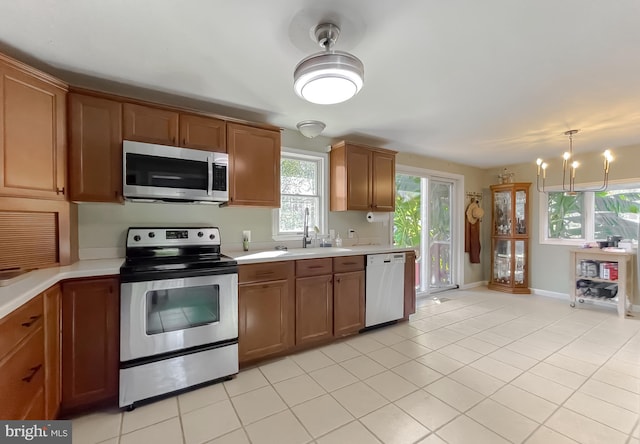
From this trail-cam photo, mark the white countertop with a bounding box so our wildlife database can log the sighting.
[0,258,123,319]
[225,245,415,264]
[0,245,415,320]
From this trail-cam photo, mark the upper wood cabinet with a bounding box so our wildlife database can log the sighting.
[61,277,119,413]
[179,113,226,152]
[0,54,67,200]
[227,122,281,207]
[123,103,226,152]
[123,103,179,146]
[69,93,123,203]
[330,141,397,211]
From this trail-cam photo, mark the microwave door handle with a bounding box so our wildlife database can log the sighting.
[207,155,213,196]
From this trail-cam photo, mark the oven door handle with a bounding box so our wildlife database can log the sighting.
[207,154,213,196]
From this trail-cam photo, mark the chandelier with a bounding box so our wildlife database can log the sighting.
[293,23,364,105]
[536,129,613,195]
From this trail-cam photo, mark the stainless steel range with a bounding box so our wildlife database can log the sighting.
[119,227,238,409]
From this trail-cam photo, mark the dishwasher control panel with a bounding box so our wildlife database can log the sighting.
[367,253,406,266]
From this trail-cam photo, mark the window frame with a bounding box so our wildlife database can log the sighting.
[539,178,640,245]
[272,147,328,241]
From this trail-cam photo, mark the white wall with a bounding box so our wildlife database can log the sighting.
[78,201,389,258]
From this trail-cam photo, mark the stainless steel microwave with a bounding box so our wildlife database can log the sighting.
[123,140,228,203]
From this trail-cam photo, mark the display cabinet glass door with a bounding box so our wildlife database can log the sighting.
[515,190,527,235]
[494,191,512,235]
[514,240,526,286]
[493,239,512,284]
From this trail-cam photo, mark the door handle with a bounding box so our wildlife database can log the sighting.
[207,155,213,196]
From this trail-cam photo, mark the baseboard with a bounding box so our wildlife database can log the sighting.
[531,288,568,301]
[459,281,488,290]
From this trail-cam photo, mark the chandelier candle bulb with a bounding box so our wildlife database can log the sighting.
[535,129,613,194]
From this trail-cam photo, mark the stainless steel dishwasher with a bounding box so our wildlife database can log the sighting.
[365,253,406,327]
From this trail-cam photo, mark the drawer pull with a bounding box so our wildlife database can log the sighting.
[342,262,357,265]
[22,364,42,383]
[307,265,326,269]
[21,315,41,327]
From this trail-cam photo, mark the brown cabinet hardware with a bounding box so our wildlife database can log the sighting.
[21,315,41,328]
[22,364,42,383]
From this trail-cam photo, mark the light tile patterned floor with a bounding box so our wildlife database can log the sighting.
[72,288,640,444]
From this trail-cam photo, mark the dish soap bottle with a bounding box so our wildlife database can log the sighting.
[335,233,343,247]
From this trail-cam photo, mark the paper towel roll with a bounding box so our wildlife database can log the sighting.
[366,212,389,223]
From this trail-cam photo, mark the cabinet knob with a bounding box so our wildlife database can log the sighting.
[56,187,65,195]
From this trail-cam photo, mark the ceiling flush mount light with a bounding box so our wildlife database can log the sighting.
[293,23,364,105]
[296,120,326,138]
[536,129,613,195]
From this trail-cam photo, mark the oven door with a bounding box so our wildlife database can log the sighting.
[120,272,238,362]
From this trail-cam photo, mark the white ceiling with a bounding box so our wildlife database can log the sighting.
[1,0,640,168]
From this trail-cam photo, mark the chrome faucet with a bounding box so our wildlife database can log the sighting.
[302,207,311,248]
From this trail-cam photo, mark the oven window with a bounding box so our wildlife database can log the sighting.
[146,285,220,335]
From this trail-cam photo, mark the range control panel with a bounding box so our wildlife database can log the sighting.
[126,227,221,247]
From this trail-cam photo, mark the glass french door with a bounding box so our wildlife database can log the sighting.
[394,173,457,295]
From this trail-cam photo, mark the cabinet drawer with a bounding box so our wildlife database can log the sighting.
[0,327,45,419]
[239,261,294,284]
[0,294,43,361]
[296,258,333,277]
[333,255,365,273]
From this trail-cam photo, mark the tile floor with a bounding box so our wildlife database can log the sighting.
[72,288,640,444]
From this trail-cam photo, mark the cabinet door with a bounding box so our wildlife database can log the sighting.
[179,114,226,152]
[44,284,61,419]
[0,64,66,200]
[345,145,372,211]
[61,278,119,412]
[227,123,281,207]
[334,271,364,337]
[69,94,123,202]
[296,275,333,346]
[403,251,416,319]
[372,151,395,211]
[238,279,294,363]
[123,103,178,146]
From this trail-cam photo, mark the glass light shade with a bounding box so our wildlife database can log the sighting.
[294,51,364,105]
[296,120,326,138]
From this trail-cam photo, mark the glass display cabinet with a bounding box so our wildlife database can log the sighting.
[488,183,531,294]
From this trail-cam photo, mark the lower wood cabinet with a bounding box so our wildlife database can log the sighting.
[61,277,119,413]
[44,284,62,419]
[404,251,417,319]
[295,274,333,346]
[333,271,365,337]
[238,262,295,364]
[0,294,46,419]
